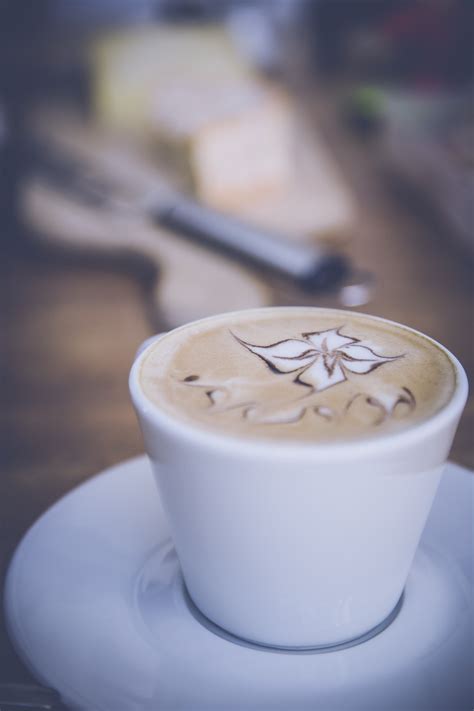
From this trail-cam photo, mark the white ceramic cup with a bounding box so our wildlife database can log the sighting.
[129,310,468,649]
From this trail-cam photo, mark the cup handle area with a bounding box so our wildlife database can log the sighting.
[134,334,167,361]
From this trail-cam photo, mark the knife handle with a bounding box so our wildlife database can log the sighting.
[154,197,348,291]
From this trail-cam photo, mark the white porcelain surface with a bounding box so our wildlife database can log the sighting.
[130,310,468,648]
[4,456,473,711]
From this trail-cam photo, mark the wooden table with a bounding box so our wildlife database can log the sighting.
[1,100,472,686]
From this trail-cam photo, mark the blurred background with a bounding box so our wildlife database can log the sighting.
[1,0,473,694]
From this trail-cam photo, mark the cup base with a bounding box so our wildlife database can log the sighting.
[183,585,404,654]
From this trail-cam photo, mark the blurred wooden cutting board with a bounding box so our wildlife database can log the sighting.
[22,179,271,329]
[23,89,355,327]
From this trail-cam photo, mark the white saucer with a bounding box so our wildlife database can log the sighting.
[4,457,473,711]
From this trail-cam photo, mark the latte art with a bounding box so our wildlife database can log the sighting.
[139,308,456,442]
[180,328,410,428]
[235,328,401,390]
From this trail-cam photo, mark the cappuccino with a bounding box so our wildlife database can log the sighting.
[139,308,456,443]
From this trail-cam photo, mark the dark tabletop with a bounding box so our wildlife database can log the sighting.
[1,93,473,686]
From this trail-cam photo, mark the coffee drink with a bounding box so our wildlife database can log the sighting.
[132,306,466,649]
[139,308,456,443]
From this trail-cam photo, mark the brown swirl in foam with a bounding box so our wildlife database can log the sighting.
[233,327,402,393]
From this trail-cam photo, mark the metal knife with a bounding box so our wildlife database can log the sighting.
[26,138,349,291]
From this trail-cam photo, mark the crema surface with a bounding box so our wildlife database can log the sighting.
[139,308,456,443]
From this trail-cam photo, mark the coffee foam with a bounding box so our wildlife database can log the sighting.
[139,308,456,443]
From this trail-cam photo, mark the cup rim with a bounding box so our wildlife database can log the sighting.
[129,307,468,461]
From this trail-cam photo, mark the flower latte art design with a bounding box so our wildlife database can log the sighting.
[235,327,400,392]
[180,327,413,427]
[139,309,455,442]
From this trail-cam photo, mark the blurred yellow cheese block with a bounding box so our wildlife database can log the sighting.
[92,24,356,242]
[92,25,293,207]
